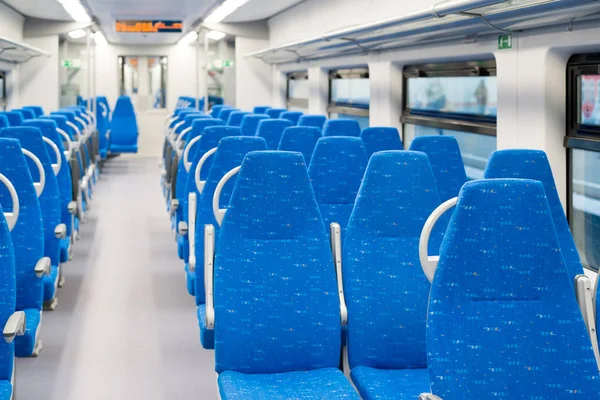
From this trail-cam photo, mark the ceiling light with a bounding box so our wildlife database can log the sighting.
[204,0,250,24]
[68,29,87,39]
[58,0,92,23]
[94,31,108,46]
[178,31,198,45]
[206,30,226,41]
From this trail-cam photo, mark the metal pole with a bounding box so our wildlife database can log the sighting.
[204,29,209,114]
[196,31,200,111]
[86,28,92,113]
[92,34,97,119]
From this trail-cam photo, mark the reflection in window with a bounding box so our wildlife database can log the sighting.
[289,79,308,101]
[580,75,600,125]
[331,78,370,107]
[570,148,600,270]
[407,76,497,116]
[404,124,496,180]
[287,72,309,112]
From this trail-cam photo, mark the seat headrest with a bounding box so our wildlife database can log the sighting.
[278,126,322,164]
[190,119,226,139]
[0,126,47,157]
[266,108,286,119]
[0,138,38,205]
[2,112,23,127]
[210,105,226,118]
[322,118,362,137]
[298,115,326,129]
[113,96,135,117]
[0,115,9,130]
[256,119,293,150]
[240,114,269,136]
[217,108,237,121]
[23,120,61,147]
[227,111,250,127]
[252,106,270,114]
[280,111,303,125]
[360,127,403,157]
[24,106,44,117]
[409,135,468,202]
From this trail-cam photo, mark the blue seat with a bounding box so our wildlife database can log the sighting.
[360,127,403,158]
[95,96,111,160]
[280,111,303,125]
[484,150,584,281]
[210,105,227,118]
[218,108,238,122]
[212,151,359,399]
[227,111,250,127]
[344,151,445,399]
[409,136,468,202]
[308,137,367,231]
[109,96,138,154]
[24,106,44,117]
[278,126,322,164]
[23,120,73,263]
[252,106,270,114]
[240,114,269,136]
[266,108,286,118]
[13,109,35,120]
[425,179,600,399]
[190,137,267,348]
[0,112,23,127]
[256,119,293,150]
[1,127,62,310]
[0,117,8,130]
[0,138,45,358]
[298,115,326,130]
[323,118,362,137]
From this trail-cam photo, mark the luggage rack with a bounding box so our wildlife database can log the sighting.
[0,36,50,63]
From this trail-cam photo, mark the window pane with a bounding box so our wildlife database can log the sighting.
[570,148,600,270]
[288,79,309,100]
[407,76,497,117]
[404,124,496,180]
[331,78,370,107]
[580,75,600,125]
[330,113,369,130]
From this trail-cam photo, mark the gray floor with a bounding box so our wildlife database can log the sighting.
[16,156,219,400]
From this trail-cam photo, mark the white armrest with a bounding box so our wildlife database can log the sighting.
[195,147,217,194]
[213,166,241,226]
[34,257,51,278]
[178,221,188,236]
[106,129,110,140]
[68,201,77,215]
[169,199,179,218]
[3,311,25,343]
[188,193,197,272]
[204,224,215,330]
[575,274,600,368]
[330,222,347,326]
[419,197,457,283]
[0,173,19,232]
[54,223,67,239]
[419,394,443,400]
[22,149,46,197]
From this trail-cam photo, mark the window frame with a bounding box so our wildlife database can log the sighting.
[401,60,498,139]
[286,71,309,110]
[0,72,6,111]
[328,67,370,118]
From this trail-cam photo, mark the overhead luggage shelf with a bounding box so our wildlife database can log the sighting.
[247,0,600,64]
[0,36,50,64]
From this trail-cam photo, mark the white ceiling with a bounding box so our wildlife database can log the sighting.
[3,0,72,20]
[223,0,305,23]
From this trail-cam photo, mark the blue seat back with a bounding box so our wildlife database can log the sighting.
[253,106,270,114]
[1,127,61,267]
[96,96,111,154]
[0,139,43,311]
[0,116,9,130]
[192,136,267,305]
[360,127,403,158]
[298,115,326,130]
[218,108,238,122]
[2,112,23,127]
[0,207,15,382]
[344,151,444,370]
[278,126,322,164]
[427,179,600,399]
[240,114,269,136]
[256,119,293,150]
[409,136,468,202]
[308,137,368,231]
[24,106,44,117]
[266,108,286,118]
[227,111,250,127]
[14,109,35,120]
[210,105,226,118]
[484,150,584,280]
[215,151,341,374]
[323,118,361,137]
[280,111,303,125]
[110,96,138,146]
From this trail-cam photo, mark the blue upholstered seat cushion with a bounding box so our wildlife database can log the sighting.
[0,381,11,400]
[298,115,326,130]
[185,263,195,296]
[322,118,362,137]
[43,265,59,301]
[60,238,70,263]
[218,368,360,400]
[351,367,430,400]
[15,308,41,357]
[427,179,600,399]
[360,127,403,158]
[277,126,322,164]
[256,119,293,150]
[197,304,214,350]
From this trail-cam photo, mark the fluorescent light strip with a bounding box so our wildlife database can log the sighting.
[206,30,226,41]
[94,31,108,45]
[68,29,87,39]
[178,31,198,45]
[204,0,251,24]
[58,0,91,23]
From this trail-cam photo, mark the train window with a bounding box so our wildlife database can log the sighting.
[0,72,6,111]
[566,53,600,271]
[401,61,497,178]
[286,71,308,112]
[328,68,370,129]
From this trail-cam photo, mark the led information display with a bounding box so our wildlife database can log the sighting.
[116,20,183,33]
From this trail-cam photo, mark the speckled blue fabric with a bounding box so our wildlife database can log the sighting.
[427,179,600,399]
[14,109,35,120]
[24,106,44,117]
[43,265,59,301]
[210,105,227,118]
[193,137,267,307]
[227,112,250,127]
[323,118,361,137]
[197,304,214,350]
[110,96,138,153]
[351,367,430,400]
[266,108,286,119]
[218,108,238,122]
[0,380,11,400]
[308,137,367,232]
[0,117,8,130]
[96,96,111,158]
[484,149,583,281]
[409,136,468,202]
[218,368,360,400]
[0,139,44,357]
[345,152,444,373]
[360,127,403,158]
[240,114,269,136]
[280,111,303,125]
[253,106,270,114]
[298,115,326,130]
[14,308,40,357]
[215,151,341,374]
[256,119,293,150]
[1,112,23,127]
[277,126,322,164]
[0,202,15,380]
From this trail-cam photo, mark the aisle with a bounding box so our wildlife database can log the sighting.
[16,156,218,400]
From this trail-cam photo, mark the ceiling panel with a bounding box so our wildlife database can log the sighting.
[3,0,72,20]
[223,0,305,23]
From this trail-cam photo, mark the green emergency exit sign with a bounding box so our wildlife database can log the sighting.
[61,59,81,68]
[498,34,512,50]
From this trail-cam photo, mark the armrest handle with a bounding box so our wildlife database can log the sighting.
[0,173,19,231]
[188,193,197,272]
[22,149,46,197]
[330,222,347,326]
[178,221,188,236]
[419,197,457,283]
[575,274,600,369]
[213,166,240,226]
[183,136,202,172]
[3,311,25,343]
[205,224,215,330]
[55,223,67,239]
[419,394,443,400]
[68,201,77,215]
[42,137,62,175]
[169,199,179,218]
[34,257,51,278]
[195,147,217,194]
